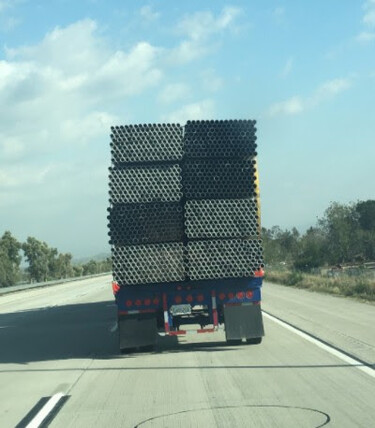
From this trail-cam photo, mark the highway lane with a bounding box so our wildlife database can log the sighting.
[0,277,374,427]
[261,281,375,365]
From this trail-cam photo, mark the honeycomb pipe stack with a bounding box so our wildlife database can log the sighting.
[108,119,264,286]
[108,123,185,285]
[183,119,264,281]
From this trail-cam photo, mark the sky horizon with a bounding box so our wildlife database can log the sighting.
[0,0,374,258]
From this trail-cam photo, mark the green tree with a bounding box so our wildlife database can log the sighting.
[356,200,375,231]
[355,200,375,260]
[294,227,326,271]
[82,259,98,275]
[73,265,84,277]
[0,231,22,287]
[57,253,74,278]
[22,237,51,282]
[318,202,359,264]
[262,226,300,264]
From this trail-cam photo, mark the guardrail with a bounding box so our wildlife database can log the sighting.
[0,272,112,296]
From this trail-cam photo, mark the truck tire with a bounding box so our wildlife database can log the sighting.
[226,339,242,346]
[246,337,262,345]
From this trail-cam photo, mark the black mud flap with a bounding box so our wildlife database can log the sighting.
[118,315,157,351]
[224,303,264,341]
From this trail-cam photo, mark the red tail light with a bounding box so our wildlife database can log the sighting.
[112,281,120,295]
[254,268,265,277]
[236,291,244,300]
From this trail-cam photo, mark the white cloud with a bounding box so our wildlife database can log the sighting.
[363,0,375,26]
[163,99,215,123]
[356,0,375,42]
[170,7,241,64]
[177,7,241,41]
[314,78,351,98]
[139,5,160,21]
[168,39,209,64]
[0,0,10,13]
[281,57,293,78]
[268,78,351,116]
[158,83,190,104]
[60,111,119,144]
[0,14,231,255]
[356,30,375,41]
[269,96,304,116]
[0,19,162,138]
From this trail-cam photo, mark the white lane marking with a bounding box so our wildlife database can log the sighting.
[109,322,118,333]
[263,311,375,379]
[26,392,65,428]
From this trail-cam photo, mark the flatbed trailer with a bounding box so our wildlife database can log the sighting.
[113,270,264,351]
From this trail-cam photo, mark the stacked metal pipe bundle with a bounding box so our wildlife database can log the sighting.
[109,164,182,204]
[183,119,264,281]
[184,159,257,199]
[108,202,184,245]
[185,199,259,239]
[109,123,185,285]
[108,119,264,285]
[187,239,264,280]
[111,124,183,163]
[184,119,257,158]
[113,243,185,284]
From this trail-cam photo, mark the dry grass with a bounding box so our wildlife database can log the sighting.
[265,267,375,302]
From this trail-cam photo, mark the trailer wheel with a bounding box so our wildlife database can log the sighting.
[246,337,262,345]
[226,339,242,346]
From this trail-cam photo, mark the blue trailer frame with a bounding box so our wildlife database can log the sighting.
[113,271,265,345]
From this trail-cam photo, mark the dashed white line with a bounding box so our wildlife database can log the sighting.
[263,311,375,379]
[26,392,65,428]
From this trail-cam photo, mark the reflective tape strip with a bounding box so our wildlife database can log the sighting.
[118,309,156,315]
[162,292,170,333]
[168,328,216,336]
[211,290,218,328]
[225,302,255,307]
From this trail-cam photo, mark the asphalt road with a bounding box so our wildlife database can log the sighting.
[0,277,374,427]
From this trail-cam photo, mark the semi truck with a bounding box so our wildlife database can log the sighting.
[108,119,265,351]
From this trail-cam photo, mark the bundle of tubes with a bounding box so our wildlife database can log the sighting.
[184,159,257,199]
[112,243,185,284]
[187,239,264,280]
[184,119,257,158]
[109,123,185,285]
[185,199,259,239]
[183,119,264,281]
[109,164,182,204]
[108,119,264,286]
[108,202,184,246]
[111,123,183,163]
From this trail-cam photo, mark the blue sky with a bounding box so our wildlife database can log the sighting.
[0,0,374,257]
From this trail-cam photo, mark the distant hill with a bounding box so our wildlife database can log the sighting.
[73,252,111,265]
